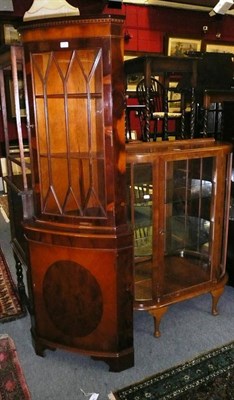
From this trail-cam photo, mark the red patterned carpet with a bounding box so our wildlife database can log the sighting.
[0,247,26,322]
[0,334,31,399]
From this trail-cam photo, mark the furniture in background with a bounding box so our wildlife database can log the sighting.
[125,104,145,140]
[124,55,199,141]
[124,52,234,142]
[126,138,232,337]
[227,169,234,286]
[136,77,182,141]
[202,89,234,138]
[0,44,32,307]
[222,100,234,287]
[0,155,4,192]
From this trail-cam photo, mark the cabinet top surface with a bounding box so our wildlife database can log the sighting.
[19,14,125,30]
[126,138,233,157]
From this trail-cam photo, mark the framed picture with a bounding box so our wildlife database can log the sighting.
[124,51,155,92]
[167,36,202,57]
[126,73,143,92]
[0,23,20,46]
[204,42,234,54]
[4,72,26,119]
[124,51,152,61]
[168,82,181,112]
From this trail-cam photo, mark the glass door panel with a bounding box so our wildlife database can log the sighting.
[163,156,214,295]
[31,49,105,218]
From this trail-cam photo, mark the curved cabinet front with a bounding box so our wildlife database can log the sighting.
[21,15,134,371]
[126,138,232,337]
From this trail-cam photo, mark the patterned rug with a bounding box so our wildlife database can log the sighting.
[0,247,26,322]
[0,334,31,399]
[0,194,9,222]
[109,341,234,399]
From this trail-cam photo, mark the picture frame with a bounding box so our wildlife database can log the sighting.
[4,72,26,119]
[0,23,20,46]
[167,36,202,57]
[124,51,152,61]
[204,41,234,54]
[168,82,181,112]
[124,51,153,93]
[126,73,143,92]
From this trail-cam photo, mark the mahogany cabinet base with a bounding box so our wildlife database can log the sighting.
[137,273,228,338]
[31,328,134,372]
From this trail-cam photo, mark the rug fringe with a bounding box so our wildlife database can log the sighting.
[108,393,117,400]
[0,333,10,339]
[0,205,9,223]
[0,247,26,322]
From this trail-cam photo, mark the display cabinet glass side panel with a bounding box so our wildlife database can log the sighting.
[127,162,153,302]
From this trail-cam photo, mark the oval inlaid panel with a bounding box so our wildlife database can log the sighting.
[43,260,103,337]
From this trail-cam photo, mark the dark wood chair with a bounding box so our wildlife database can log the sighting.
[136,77,183,141]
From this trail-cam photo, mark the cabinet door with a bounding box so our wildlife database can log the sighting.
[160,152,226,297]
[31,48,106,219]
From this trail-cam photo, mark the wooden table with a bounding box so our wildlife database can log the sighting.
[124,55,199,140]
[203,89,234,138]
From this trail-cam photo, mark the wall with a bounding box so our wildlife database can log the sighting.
[118,4,234,54]
[0,0,33,18]
[1,2,234,146]
[2,1,234,49]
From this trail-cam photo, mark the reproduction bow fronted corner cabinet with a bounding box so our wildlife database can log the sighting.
[20,15,134,372]
[126,138,232,338]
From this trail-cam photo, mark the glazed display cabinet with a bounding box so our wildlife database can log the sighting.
[20,15,134,372]
[126,138,232,337]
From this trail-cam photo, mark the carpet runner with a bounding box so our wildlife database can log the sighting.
[0,247,26,322]
[109,340,234,399]
[0,334,31,399]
